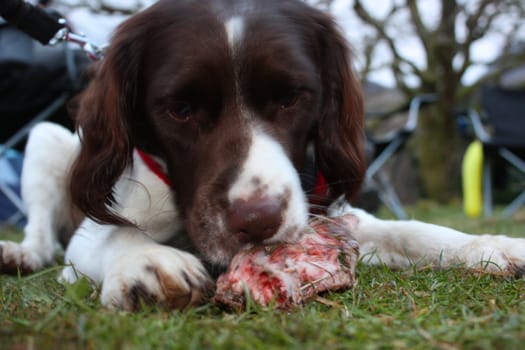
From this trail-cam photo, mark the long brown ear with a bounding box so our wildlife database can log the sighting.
[69,18,148,226]
[313,13,366,203]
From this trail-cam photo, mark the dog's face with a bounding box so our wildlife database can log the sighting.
[70,0,365,266]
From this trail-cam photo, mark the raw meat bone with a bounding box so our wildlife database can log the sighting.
[213,214,360,309]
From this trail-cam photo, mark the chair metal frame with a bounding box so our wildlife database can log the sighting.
[365,94,439,219]
[0,92,69,226]
[467,87,525,218]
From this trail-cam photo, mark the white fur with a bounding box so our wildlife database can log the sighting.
[0,122,211,310]
[225,16,244,50]
[60,222,209,310]
[329,201,525,273]
[228,129,308,243]
[0,123,79,271]
[111,151,181,242]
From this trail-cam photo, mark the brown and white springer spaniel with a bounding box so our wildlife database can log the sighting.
[1,0,524,311]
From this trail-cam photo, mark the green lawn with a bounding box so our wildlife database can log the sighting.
[1,203,524,350]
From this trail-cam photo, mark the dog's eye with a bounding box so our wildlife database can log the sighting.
[168,102,193,122]
[275,91,299,110]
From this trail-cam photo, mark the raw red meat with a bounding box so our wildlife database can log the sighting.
[213,214,360,309]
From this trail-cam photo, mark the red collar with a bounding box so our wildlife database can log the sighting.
[136,149,172,187]
[308,171,330,214]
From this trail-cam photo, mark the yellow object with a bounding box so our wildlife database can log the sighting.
[462,141,483,218]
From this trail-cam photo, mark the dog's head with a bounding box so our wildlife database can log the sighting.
[70,0,365,266]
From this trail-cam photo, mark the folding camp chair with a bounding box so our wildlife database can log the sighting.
[0,0,97,226]
[365,94,439,219]
[467,85,525,218]
[0,27,77,226]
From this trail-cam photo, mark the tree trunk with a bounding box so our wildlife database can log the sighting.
[416,97,463,201]
[414,0,464,201]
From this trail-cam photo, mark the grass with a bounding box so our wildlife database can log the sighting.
[1,203,524,350]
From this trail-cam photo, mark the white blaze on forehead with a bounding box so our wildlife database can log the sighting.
[225,16,245,49]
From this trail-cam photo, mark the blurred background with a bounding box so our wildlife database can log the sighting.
[1,0,524,225]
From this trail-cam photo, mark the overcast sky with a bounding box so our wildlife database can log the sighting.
[60,0,525,87]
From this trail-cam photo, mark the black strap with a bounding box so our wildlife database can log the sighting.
[0,0,64,45]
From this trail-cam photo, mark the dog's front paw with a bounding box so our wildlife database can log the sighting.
[461,235,525,277]
[100,247,213,311]
[0,241,46,274]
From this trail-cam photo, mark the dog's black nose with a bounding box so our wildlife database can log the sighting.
[227,196,283,243]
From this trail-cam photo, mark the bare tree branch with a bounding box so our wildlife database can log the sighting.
[460,50,525,98]
[359,35,376,78]
[353,0,420,94]
[318,0,524,98]
[457,0,507,80]
[464,0,493,40]
[405,0,430,52]
[335,0,524,198]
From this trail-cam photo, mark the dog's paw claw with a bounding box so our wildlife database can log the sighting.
[459,235,525,277]
[0,241,43,275]
[509,264,525,279]
[100,248,213,311]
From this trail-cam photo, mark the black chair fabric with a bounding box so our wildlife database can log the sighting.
[474,85,525,218]
[0,22,90,144]
[481,86,525,148]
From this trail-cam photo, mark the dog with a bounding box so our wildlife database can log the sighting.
[1,0,524,311]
